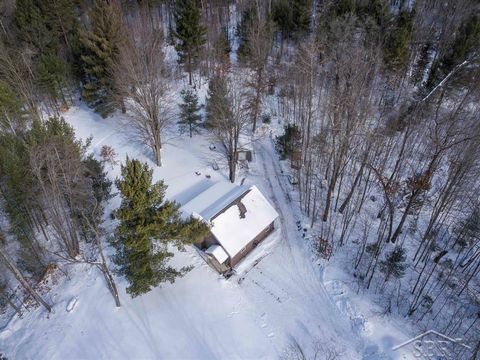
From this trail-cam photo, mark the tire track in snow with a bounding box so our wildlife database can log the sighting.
[247,138,364,355]
[256,139,327,297]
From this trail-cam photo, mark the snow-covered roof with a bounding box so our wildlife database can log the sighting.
[205,244,229,264]
[211,185,278,259]
[238,133,253,150]
[182,182,250,221]
[182,182,279,260]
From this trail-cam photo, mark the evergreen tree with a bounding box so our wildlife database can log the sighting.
[237,7,256,62]
[0,81,25,134]
[174,0,206,85]
[275,124,301,160]
[0,132,43,276]
[113,158,209,297]
[332,0,355,18]
[14,0,52,52]
[292,0,312,33]
[79,0,123,117]
[383,10,414,71]
[427,15,480,89]
[15,0,77,54]
[379,247,407,283]
[272,0,312,37]
[14,0,78,109]
[205,73,229,129]
[37,53,69,109]
[447,15,480,67]
[178,88,201,138]
[213,27,231,64]
[38,0,78,53]
[357,0,388,28]
[0,116,87,275]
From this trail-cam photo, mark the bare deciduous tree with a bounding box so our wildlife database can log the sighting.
[244,16,272,132]
[116,11,173,167]
[209,71,250,183]
[29,137,88,258]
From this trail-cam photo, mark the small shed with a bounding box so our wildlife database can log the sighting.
[237,134,253,162]
[182,182,278,273]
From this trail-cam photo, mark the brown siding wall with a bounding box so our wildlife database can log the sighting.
[230,221,275,267]
[206,256,230,274]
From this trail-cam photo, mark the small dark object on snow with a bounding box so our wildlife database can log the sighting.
[287,175,299,185]
[303,228,307,232]
[212,161,219,171]
[209,144,216,150]
[195,171,201,176]
[224,269,235,279]
[205,174,211,179]
[370,195,376,202]
[302,233,305,238]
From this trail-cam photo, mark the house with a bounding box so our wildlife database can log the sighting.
[182,182,279,274]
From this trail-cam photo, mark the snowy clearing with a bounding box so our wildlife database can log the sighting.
[0,105,413,359]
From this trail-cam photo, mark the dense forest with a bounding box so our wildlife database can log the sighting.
[1,0,480,358]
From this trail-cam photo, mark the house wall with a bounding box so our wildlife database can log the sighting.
[230,221,275,267]
[206,256,230,274]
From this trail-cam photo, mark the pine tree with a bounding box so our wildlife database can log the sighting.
[38,0,78,53]
[37,53,68,109]
[0,81,25,134]
[178,88,201,138]
[292,0,312,33]
[427,15,480,89]
[0,132,43,276]
[79,0,123,117]
[14,0,78,109]
[174,0,206,85]
[113,158,209,297]
[272,0,312,37]
[205,73,229,129]
[213,27,231,64]
[15,0,77,54]
[14,0,52,52]
[237,7,256,62]
[379,247,407,283]
[383,10,414,72]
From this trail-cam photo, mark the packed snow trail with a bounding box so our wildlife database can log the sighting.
[232,136,366,357]
[252,137,409,359]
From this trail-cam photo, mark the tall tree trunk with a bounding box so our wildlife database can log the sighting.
[0,243,52,313]
[390,190,417,243]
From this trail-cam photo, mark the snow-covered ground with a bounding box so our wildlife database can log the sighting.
[0,104,414,359]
